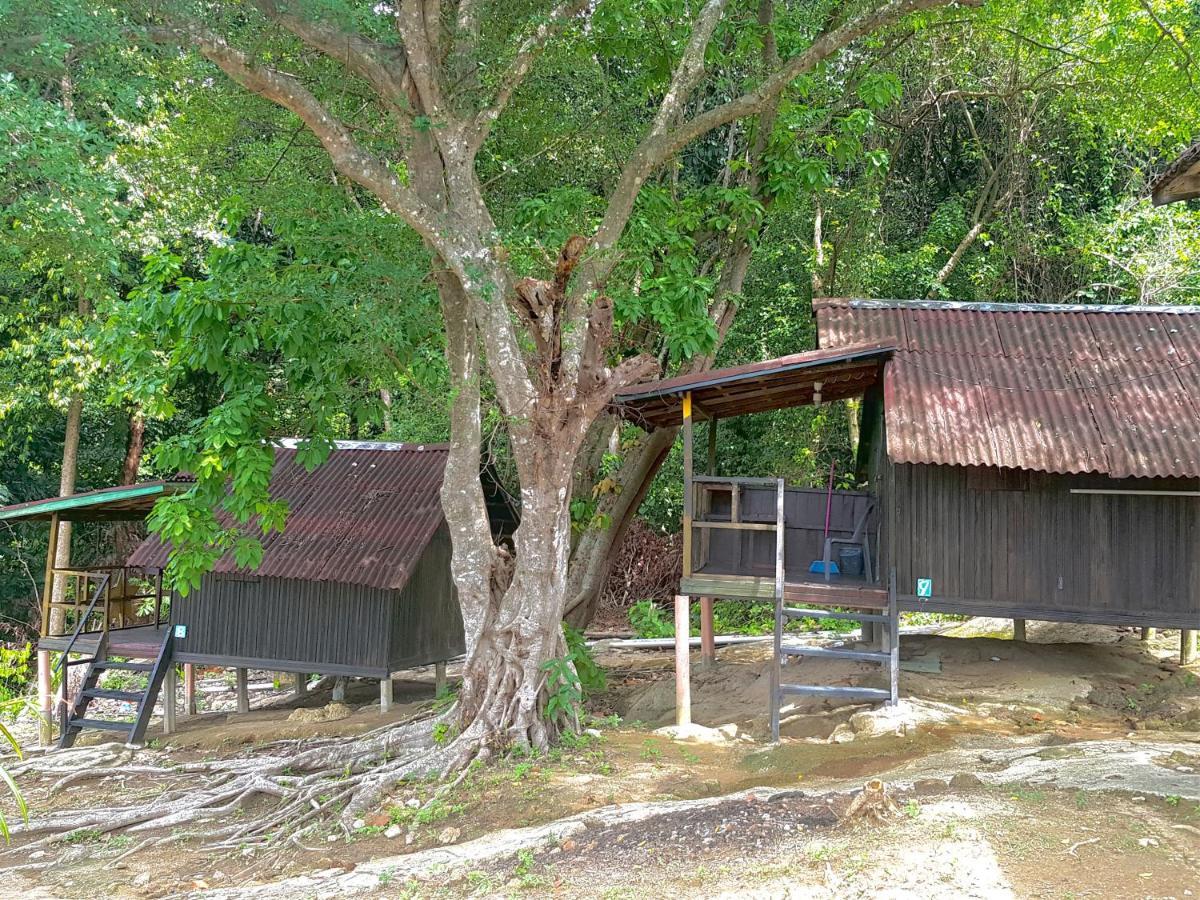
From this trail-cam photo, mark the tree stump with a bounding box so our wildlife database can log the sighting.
[841,778,901,826]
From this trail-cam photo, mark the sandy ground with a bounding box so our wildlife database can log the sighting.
[1,620,1198,898]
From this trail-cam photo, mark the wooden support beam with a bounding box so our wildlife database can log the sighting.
[1013,619,1027,642]
[682,393,693,578]
[293,672,308,698]
[675,595,691,726]
[37,513,61,746]
[700,596,716,667]
[184,663,197,716]
[1182,630,1196,666]
[434,661,447,696]
[380,676,393,713]
[235,667,249,714]
[332,676,346,703]
[1141,627,1156,642]
[162,665,177,736]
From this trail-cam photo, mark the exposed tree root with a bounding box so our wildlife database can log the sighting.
[8,708,496,848]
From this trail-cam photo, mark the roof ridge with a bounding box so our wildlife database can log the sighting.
[274,438,451,451]
[818,297,1200,314]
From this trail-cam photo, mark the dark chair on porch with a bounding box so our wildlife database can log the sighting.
[822,498,875,584]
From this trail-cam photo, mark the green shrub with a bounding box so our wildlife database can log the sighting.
[628,600,673,638]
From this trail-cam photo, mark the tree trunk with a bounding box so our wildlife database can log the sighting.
[50,392,83,632]
[113,410,146,562]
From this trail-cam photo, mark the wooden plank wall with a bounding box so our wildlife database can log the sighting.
[388,523,466,670]
[172,574,394,675]
[886,463,1200,627]
[702,486,878,579]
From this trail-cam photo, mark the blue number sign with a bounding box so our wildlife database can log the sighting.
[916,578,933,599]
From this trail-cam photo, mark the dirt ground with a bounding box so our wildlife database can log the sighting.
[1,621,1198,899]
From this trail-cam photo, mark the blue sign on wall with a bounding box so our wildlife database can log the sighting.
[173,624,187,639]
[916,578,933,599]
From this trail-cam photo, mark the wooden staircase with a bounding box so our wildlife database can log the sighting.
[59,628,175,749]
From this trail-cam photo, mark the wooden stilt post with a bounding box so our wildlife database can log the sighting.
[184,663,197,716]
[235,667,249,714]
[434,661,447,696]
[37,514,61,746]
[1182,630,1197,665]
[380,675,393,713]
[162,665,177,736]
[700,597,716,666]
[1140,627,1156,642]
[675,595,691,726]
[293,672,308,699]
[1013,619,1027,642]
[332,676,346,703]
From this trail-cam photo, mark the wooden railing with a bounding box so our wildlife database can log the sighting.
[42,565,164,638]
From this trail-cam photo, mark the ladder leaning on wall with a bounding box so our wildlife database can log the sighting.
[768,474,900,742]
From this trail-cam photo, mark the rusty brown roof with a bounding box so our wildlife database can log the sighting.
[612,343,894,428]
[128,440,451,591]
[816,299,1200,478]
[1152,141,1200,205]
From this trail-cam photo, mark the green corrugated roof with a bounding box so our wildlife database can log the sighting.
[0,481,186,522]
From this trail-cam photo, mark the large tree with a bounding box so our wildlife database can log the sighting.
[119,0,978,775]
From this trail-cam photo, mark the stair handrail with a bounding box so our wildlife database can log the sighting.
[53,571,112,675]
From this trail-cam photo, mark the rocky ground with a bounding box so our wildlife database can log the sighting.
[0,619,1197,898]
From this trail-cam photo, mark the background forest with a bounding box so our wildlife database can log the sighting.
[1,0,1198,652]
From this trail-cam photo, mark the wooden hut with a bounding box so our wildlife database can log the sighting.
[614,299,1200,737]
[1,439,503,747]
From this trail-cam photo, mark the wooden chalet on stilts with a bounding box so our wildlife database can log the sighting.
[614,299,1200,739]
[1,440,506,748]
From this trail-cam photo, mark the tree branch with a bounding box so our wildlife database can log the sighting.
[466,0,590,154]
[250,0,411,109]
[143,22,444,246]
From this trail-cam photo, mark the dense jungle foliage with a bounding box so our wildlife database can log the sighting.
[1,0,1198,649]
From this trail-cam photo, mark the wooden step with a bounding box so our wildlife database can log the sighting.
[93,660,153,672]
[82,688,143,703]
[68,717,135,732]
[780,645,890,663]
[778,685,891,700]
[782,607,891,623]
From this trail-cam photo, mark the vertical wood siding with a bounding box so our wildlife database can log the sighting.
[388,524,465,670]
[887,463,1200,627]
[171,529,466,675]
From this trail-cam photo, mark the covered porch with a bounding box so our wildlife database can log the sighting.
[614,342,897,739]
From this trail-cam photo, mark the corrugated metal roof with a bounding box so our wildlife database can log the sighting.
[612,343,893,428]
[129,441,451,591]
[817,299,1200,479]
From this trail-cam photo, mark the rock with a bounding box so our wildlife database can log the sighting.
[326,834,338,842]
[653,722,728,744]
[384,824,403,839]
[287,702,354,724]
[584,728,602,738]
[717,723,738,739]
[560,838,577,852]
[913,778,947,796]
[406,797,421,809]
[133,873,151,887]
[438,826,461,844]
[352,818,365,830]
[29,850,46,860]
[949,772,983,790]
[405,831,416,845]
[213,871,226,881]
[829,724,856,743]
[849,699,961,736]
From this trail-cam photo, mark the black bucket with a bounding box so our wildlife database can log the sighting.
[838,546,864,578]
